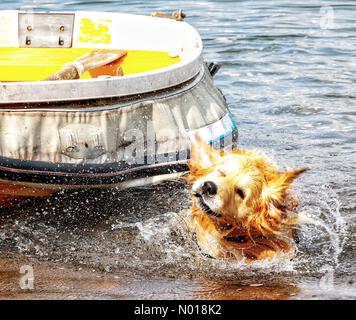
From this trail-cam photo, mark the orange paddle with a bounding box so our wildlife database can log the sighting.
[45,49,127,81]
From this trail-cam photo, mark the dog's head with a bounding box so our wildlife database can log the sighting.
[189,137,308,236]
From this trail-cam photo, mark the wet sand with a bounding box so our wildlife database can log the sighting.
[1,256,355,300]
[0,257,309,300]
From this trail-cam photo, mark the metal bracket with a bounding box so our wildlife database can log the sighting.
[206,62,221,77]
[151,10,186,21]
[18,12,74,48]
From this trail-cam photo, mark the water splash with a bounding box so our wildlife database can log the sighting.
[103,182,349,277]
[297,184,347,269]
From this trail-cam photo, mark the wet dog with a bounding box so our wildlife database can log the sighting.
[184,138,308,262]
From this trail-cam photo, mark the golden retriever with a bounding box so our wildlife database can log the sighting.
[184,138,308,262]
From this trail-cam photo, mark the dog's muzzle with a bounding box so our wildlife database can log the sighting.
[193,195,222,218]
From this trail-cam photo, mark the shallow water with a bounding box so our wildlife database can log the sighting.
[0,0,355,299]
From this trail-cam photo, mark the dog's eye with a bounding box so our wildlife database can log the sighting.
[217,169,226,177]
[235,187,245,199]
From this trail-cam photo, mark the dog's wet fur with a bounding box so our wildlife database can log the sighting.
[185,138,308,262]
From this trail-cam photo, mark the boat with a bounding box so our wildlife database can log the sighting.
[0,10,238,206]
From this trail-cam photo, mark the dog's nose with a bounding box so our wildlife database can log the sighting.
[202,181,217,196]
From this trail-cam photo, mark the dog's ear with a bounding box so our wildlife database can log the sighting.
[253,167,308,234]
[189,134,220,175]
[281,167,309,185]
[262,167,308,205]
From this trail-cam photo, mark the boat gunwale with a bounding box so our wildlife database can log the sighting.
[0,66,206,112]
[0,53,203,105]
